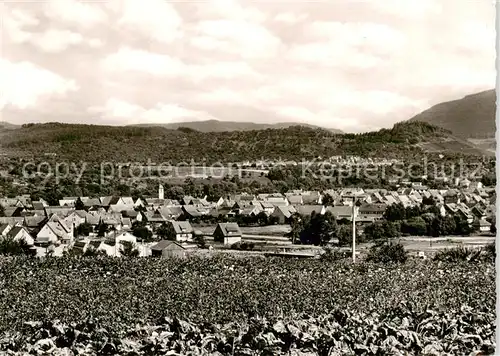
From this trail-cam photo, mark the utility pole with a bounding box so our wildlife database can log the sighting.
[352,197,357,263]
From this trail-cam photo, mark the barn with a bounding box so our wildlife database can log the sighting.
[213,223,242,245]
[150,240,186,258]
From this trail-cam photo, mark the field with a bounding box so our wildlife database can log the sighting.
[0,255,495,355]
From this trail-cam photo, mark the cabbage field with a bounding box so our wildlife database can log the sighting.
[0,255,495,355]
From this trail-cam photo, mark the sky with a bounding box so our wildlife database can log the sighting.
[0,0,495,133]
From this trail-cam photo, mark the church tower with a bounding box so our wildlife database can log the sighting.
[159,184,164,200]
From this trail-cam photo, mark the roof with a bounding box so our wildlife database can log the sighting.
[273,205,295,219]
[216,223,242,237]
[295,205,324,216]
[84,198,101,207]
[151,240,185,251]
[170,221,194,234]
[287,196,303,205]
[7,226,25,238]
[358,203,387,213]
[0,224,10,235]
[32,202,45,210]
[24,216,46,227]
[326,206,352,218]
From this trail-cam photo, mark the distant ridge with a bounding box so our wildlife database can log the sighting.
[408,89,496,139]
[128,119,344,134]
[0,121,20,130]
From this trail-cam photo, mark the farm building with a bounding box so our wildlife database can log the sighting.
[151,240,186,258]
[166,221,194,242]
[213,223,242,245]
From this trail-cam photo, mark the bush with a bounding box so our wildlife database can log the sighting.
[321,247,350,261]
[366,242,408,264]
[433,246,485,263]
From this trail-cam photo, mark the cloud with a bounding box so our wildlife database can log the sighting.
[88,98,217,124]
[273,12,308,24]
[43,0,107,27]
[117,0,182,43]
[193,20,282,58]
[102,47,262,84]
[0,60,78,110]
[102,48,187,76]
[0,0,494,133]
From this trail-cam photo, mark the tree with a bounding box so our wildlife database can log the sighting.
[491,216,496,235]
[132,226,153,242]
[76,223,93,237]
[97,222,109,237]
[384,203,406,222]
[120,240,139,257]
[401,217,427,236]
[167,186,185,201]
[366,242,408,264]
[337,225,352,246]
[0,237,33,256]
[156,223,172,240]
[322,194,334,207]
[0,205,4,217]
[75,197,85,211]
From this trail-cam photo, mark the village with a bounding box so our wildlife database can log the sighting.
[0,175,495,259]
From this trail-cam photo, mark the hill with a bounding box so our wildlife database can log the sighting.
[0,121,20,130]
[129,119,344,134]
[409,89,496,140]
[0,121,489,163]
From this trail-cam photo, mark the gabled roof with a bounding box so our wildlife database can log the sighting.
[84,198,101,207]
[0,224,10,235]
[273,205,295,219]
[358,203,387,213]
[170,221,194,234]
[151,240,185,251]
[24,216,47,228]
[8,226,30,240]
[295,205,324,216]
[287,196,303,205]
[216,223,242,237]
[326,206,352,218]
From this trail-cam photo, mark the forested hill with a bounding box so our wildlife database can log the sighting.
[0,121,488,163]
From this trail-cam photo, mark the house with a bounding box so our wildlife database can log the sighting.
[287,195,303,205]
[213,223,242,245]
[326,206,352,221]
[144,210,167,225]
[83,198,101,208]
[444,190,460,204]
[0,223,12,237]
[121,218,132,230]
[165,221,194,242]
[64,210,87,229]
[270,206,296,224]
[477,219,491,233]
[239,205,263,217]
[260,202,275,215]
[7,226,34,245]
[266,197,289,207]
[294,205,326,216]
[45,207,74,218]
[108,204,135,214]
[59,198,76,207]
[181,205,204,220]
[115,231,137,245]
[36,221,71,245]
[151,240,187,258]
[85,213,101,227]
[302,192,322,205]
[4,206,24,217]
[358,204,386,220]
